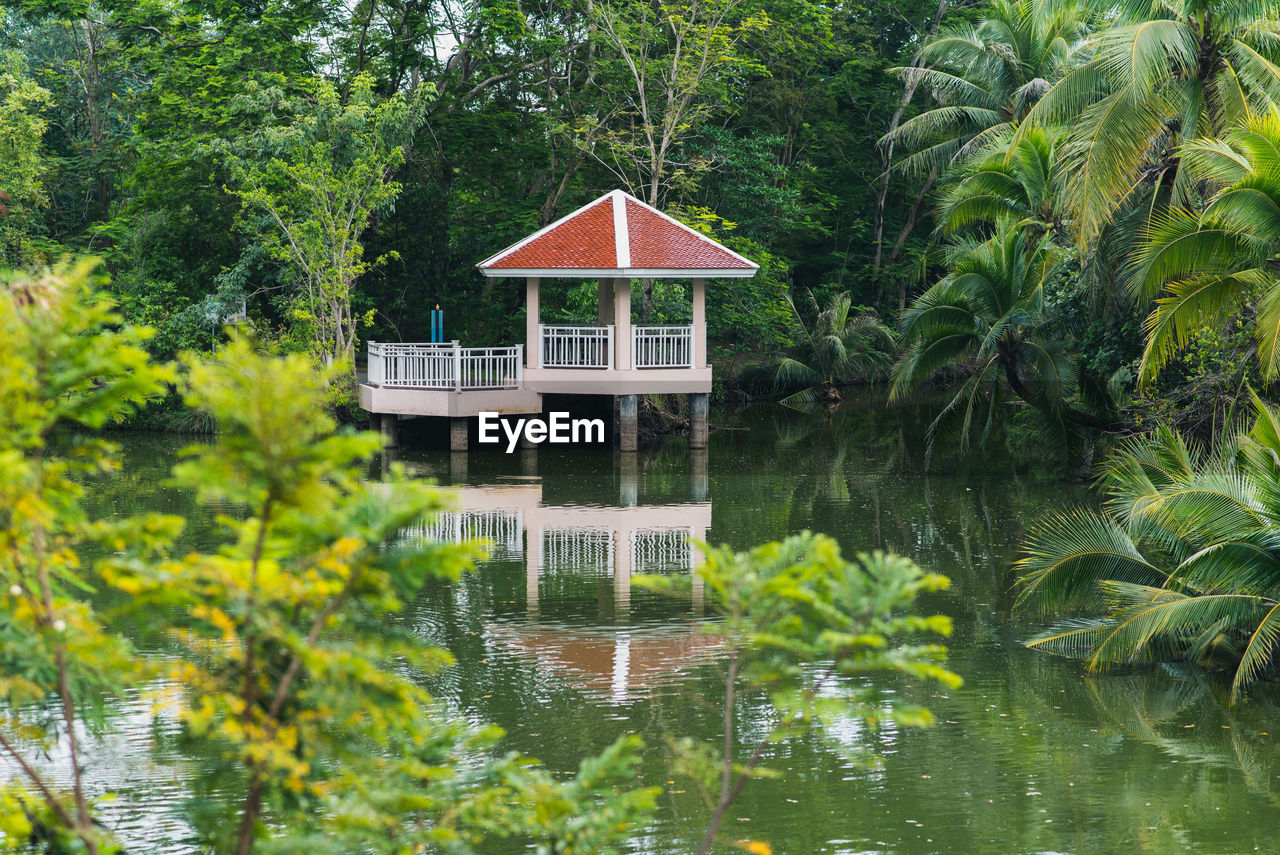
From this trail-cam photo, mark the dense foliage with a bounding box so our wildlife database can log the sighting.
[0,264,661,853]
[1017,396,1280,701]
[0,0,951,367]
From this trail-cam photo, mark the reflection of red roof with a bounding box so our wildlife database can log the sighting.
[478,190,758,278]
[487,622,721,703]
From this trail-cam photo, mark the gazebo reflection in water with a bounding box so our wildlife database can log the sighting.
[403,477,717,704]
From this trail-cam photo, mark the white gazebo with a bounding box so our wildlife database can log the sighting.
[360,189,759,450]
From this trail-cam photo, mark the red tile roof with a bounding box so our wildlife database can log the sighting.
[484,195,617,270]
[478,190,758,277]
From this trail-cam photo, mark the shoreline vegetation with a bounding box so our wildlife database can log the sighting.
[1,264,957,854]
[6,0,1280,848]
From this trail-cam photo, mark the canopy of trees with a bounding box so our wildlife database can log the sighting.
[0,0,953,370]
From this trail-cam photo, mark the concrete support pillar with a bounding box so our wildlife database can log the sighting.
[597,278,614,327]
[526,527,540,620]
[690,447,709,502]
[691,525,706,614]
[450,417,468,452]
[526,276,540,369]
[614,527,631,619]
[614,278,632,370]
[689,392,709,449]
[520,446,538,476]
[380,413,399,449]
[618,394,638,451]
[692,277,707,368]
[449,451,468,483]
[620,451,639,506]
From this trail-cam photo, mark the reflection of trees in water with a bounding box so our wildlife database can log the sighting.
[715,400,1090,647]
[1015,656,1280,804]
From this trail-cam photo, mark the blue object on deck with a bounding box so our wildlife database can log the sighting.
[431,306,443,343]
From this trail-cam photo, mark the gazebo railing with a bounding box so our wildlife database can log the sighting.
[367,342,523,390]
[633,325,694,368]
[539,325,613,369]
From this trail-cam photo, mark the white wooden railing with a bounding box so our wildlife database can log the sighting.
[633,325,694,368]
[539,325,613,369]
[367,342,523,390]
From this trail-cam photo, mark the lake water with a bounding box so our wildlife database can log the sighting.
[50,400,1280,852]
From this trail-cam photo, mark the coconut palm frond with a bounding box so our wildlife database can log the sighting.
[1026,618,1117,656]
[1019,398,1280,693]
[1088,592,1264,668]
[889,0,1091,176]
[1129,209,1250,300]
[1168,539,1280,596]
[1014,508,1161,614]
[1231,600,1280,697]
[1138,270,1267,386]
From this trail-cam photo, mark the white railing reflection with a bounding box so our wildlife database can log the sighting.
[539,528,615,574]
[407,509,524,561]
[631,528,695,573]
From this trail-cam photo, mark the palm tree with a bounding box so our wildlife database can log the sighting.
[881,0,1090,176]
[766,291,894,403]
[1016,0,1280,243]
[1131,109,1280,384]
[934,125,1065,237]
[1016,394,1280,700]
[891,223,1115,455]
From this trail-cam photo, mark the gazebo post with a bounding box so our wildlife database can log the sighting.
[450,417,469,452]
[689,276,709,449]
[689,391,708,449]
[615,277,637,451]
[598,278,614,327]
[613,278,631,370]
[619,394,638,452]
[692,277,706,368]
[526,276,540,369]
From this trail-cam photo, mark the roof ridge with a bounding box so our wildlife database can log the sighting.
[476,187,759,276]
[612,190,631,268]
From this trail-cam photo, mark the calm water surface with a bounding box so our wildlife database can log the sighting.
[64,401,1280,853]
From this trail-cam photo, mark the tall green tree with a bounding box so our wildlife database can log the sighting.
[0,49,52,265]
[0,260,171,853]
[232,73,423,365]
[1131,109,1280,384]
[1017,0,1280,243]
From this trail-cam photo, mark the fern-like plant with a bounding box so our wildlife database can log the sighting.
[766,290,895,403]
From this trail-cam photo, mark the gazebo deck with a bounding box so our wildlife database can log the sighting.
[360,189,756,447]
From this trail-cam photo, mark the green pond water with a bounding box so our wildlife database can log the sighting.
[56,401,1280,853]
